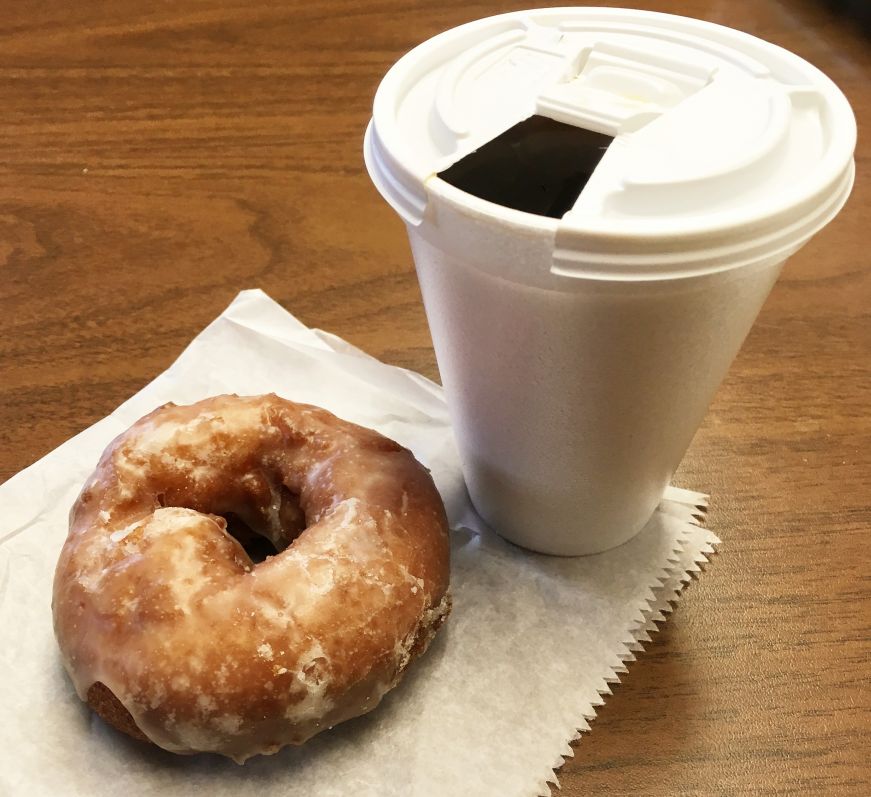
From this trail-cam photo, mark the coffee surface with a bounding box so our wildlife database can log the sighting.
[438,115,613,218]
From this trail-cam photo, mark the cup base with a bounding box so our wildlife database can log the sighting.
[468,489,658,557]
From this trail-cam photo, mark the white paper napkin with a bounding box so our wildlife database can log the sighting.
[0,289,718,797]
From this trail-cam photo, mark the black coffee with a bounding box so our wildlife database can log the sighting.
[438,115,613,219]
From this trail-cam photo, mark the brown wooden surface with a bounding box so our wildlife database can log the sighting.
[1,1,868,794]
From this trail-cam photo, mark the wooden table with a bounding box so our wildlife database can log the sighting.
[1,1,868,794]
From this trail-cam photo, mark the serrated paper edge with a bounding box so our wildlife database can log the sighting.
[536,493,719,796]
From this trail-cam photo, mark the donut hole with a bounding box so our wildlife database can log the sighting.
[221,484,307,564]
[276,483,307,541]
[224,513,279,564]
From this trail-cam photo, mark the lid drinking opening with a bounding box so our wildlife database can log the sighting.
[437,115,614,219]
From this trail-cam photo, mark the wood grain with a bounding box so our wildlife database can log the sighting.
[1,1,868,794]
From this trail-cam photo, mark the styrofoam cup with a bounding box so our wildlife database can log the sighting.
[365,8,856,554]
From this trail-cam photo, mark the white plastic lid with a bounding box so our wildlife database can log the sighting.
[365,8,856,278]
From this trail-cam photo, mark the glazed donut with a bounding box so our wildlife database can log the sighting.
[52,394,451,763]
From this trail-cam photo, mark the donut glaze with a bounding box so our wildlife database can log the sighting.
[52,395,451,763]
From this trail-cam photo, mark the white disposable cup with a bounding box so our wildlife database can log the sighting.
[365,9,856,555]
[408,185,785,555]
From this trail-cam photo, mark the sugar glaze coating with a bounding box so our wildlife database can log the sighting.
[52,394,451,763]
